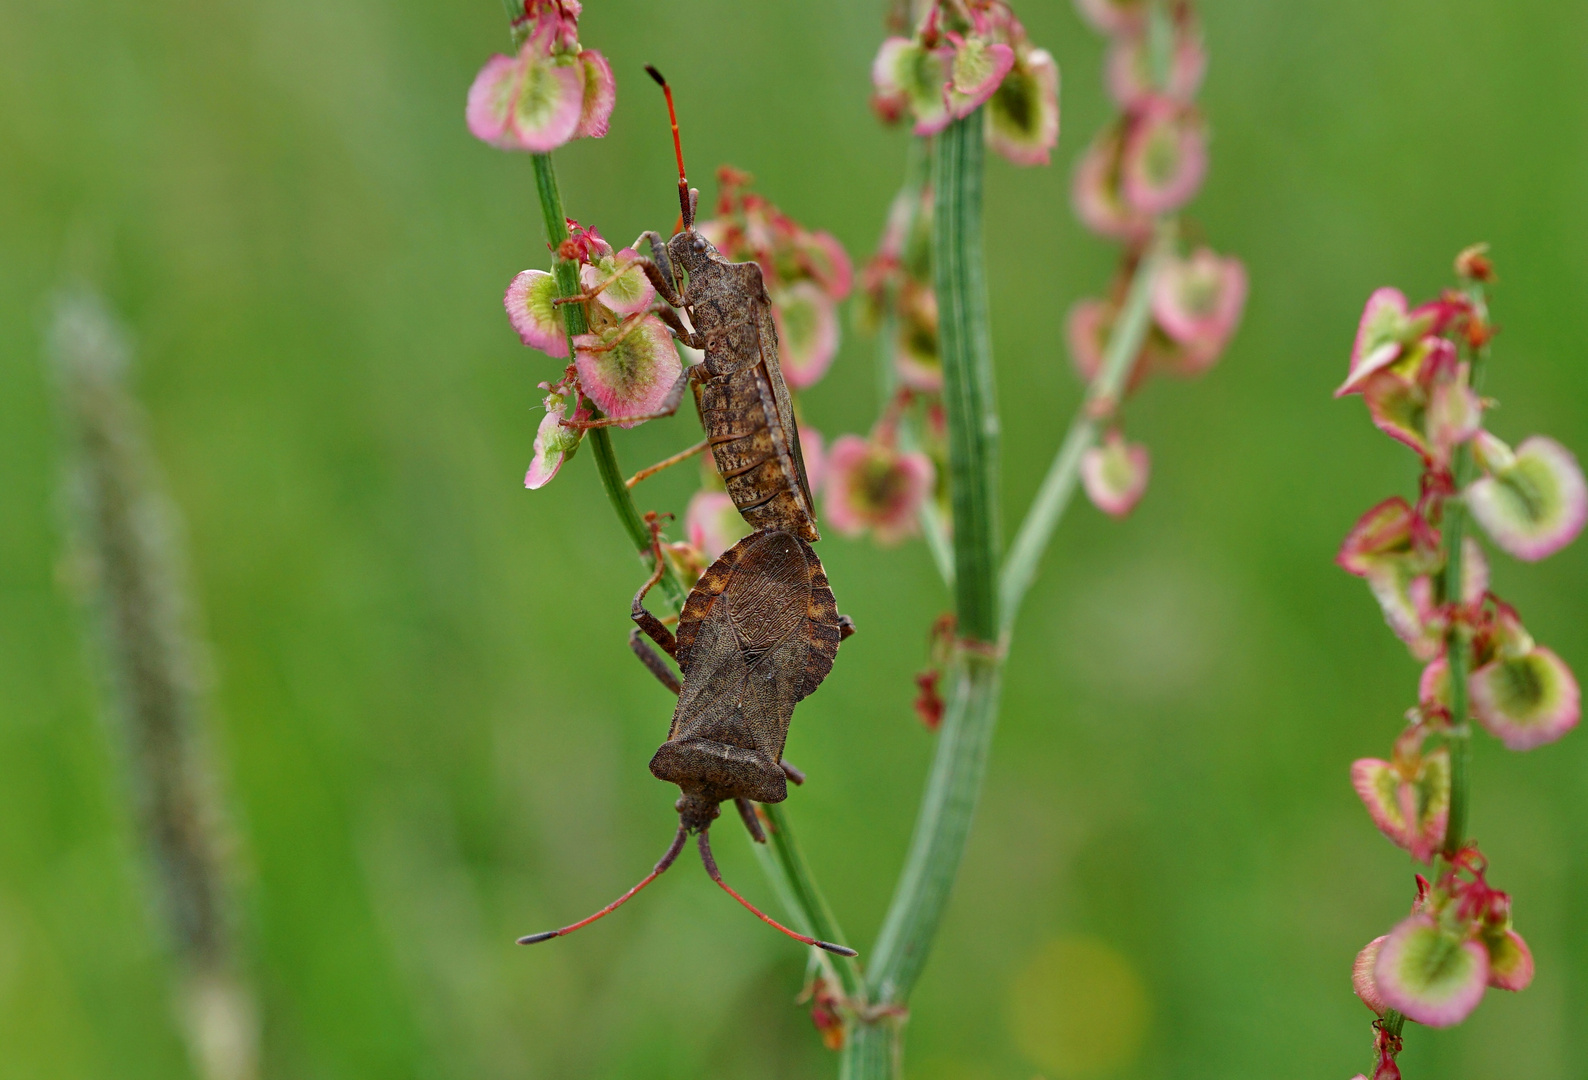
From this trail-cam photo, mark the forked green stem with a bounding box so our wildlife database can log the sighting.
[1000,228,1169,632]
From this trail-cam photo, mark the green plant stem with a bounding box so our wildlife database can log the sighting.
[1439,281,1490,859]
[751,803,864,1001]
[844,113,1003,1076]
[999,229,1169,633]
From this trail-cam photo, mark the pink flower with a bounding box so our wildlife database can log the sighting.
[947,37,1015,118]
[685,490,750,562]
[1465,435,1588,562]
[1073,128,1152,241]
[986,48,1060,167]
[525,391,589,489]
[572,315,681,428]
[466,8,615,157]
[823,435,935,545]
[1469,646,1580,751]
[1120,100,1207,215]
[773,282,839,390]
[504,269,569,357]
[1373,913,1490,1028]
[1484,928,1534,992]
[1151,248,1246,366]
[1351,751,1449,863]
[1105,21,1205,108]
[1353,936,1390,1014]
[1073,0,1147,36]
[1080,430,1150,518]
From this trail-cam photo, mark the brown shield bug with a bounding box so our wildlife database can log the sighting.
[561,67,820,542]
[517,521,855,955]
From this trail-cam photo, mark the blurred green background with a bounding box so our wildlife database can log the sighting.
[3,1,1586,1077]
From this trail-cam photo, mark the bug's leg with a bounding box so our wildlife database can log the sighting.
[631,515,679,658]
[630,230,686,308]
[838,615,857,641]
[650,303,706,350]
[734,799,767,844]
[629,627,681,694]
[626,439,709,489]
[778,760,807,786]
[561,367,694,431]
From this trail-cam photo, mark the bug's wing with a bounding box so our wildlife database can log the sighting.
[739,262,818,524]
[797,547,843,700]
[675,533,749,669]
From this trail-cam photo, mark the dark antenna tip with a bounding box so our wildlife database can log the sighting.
[645,64,666,87]
[816,941,860,958]
[517,931,558,945]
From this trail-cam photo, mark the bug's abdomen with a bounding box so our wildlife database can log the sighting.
[697,373,818,541]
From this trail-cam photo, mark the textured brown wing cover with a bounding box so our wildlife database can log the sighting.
[669,531,841,764]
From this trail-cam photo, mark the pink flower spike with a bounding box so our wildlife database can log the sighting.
[1485,929,1534,992]
[1461,536,1489,605]
[1426,369,1482,467]
[1151,248,1247,358]
[948,38,1015,118]
[1419,656,1450,709]
[684,489,750,562]
[573,315,682,428]
[467,54,523,146]
[572,49,615,139]
[504,269,569,357]
[1469,647,1580,750]
[505,53,585,152]
[525,393,588,490]
[1362,372,1431,460]
[798,230,854,302]
[1120,102,1207,216]
[580,250,655,317]
[772,281,839,390]
[987,47,1061,167]
[1374,913,1490,1027]
[1081,431,1150,519]
[1336,497,1419,577]
[895,284,943,392]
[1365,567,1442,661]
[1337,288,1413,397]
[1353,936,1390,1015]
[1465,435,1588,561]
[1350,752,1449,863]
[1073,129,1151,241]
[823,435,935,545]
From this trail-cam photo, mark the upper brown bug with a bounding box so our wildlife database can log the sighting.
[518,521,855,955]
[560,66,819,542]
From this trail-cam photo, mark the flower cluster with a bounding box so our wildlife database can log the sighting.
[697,167,854,388]
[505,219,681,487]
[1353,850,1534,1031]
[860,182,940,393]
[467,1,615,153]
[1337,261,1584,756]
[871,0,1060,166]
[1068,0,1244,518]
[1339,249,1583,1041]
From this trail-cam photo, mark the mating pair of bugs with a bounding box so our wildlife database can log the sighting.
[518,68,857,957]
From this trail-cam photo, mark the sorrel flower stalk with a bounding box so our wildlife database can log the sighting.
[472,0,865,1013]
[47,290,258,1080]
[1336,248,1583,1072]
[840,1,1236,1074]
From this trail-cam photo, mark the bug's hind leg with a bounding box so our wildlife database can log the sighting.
[778,760,806,786]
[630,513,679,658]
[734,799,767,844]
[630,628,681,695]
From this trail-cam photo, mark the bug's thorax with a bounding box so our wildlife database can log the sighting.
[674,790,721,832]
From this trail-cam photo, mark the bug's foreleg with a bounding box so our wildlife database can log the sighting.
[650,304,706,350]
[733,799,767,844]
[632,230,686,308]
[629,627,681,694]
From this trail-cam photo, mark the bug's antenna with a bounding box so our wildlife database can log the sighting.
[517,826,688,945]
[645,65,694,229]
[695,829,858,957]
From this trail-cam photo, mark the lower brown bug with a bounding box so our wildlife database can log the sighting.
[518,522,855,955]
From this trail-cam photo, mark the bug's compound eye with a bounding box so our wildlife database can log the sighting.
[690,235,708,254]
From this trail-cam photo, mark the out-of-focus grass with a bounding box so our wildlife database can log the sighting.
[2,1,1585,1078]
